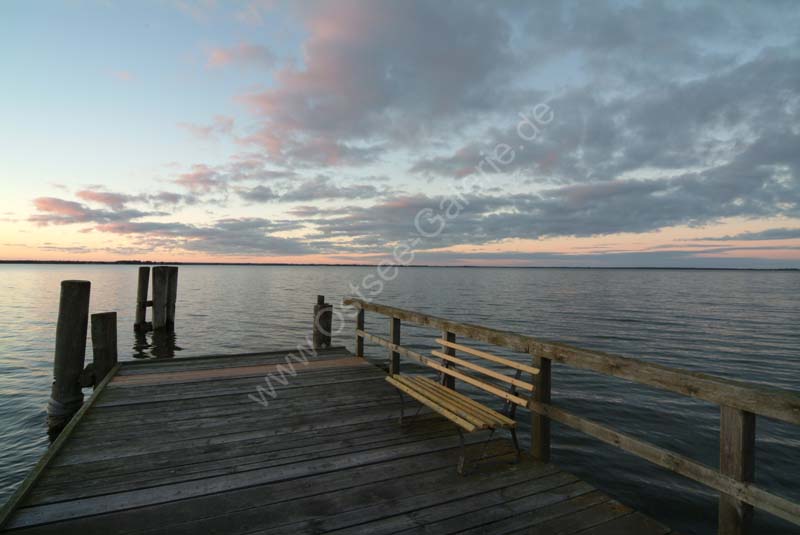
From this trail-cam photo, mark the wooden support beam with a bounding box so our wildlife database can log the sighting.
[151,266,169,331]
[719,406,756,535]
[440,331,456,389]
[166,266,178,329]
[313,295,333,349]
[355,308,365,357]
[389,317,401,375]
[532,348,551,462]
[134,266,151,332]
[91,312,118,388]
[47,280,90,441]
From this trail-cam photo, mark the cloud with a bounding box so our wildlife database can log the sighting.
[30,197,157,226]
[111,70,135,82]
[178,115,235,139]
[207,43,275,68]
[96,217,311,256]
[696,228,800,241]
[237,184,276,203]
[76,189,137,209]
[237,0,519,166]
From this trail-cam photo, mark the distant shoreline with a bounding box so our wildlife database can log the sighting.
[0,260,797,271]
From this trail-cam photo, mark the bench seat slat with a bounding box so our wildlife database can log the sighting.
[386,376,479,432]
[402,376,504,428]
[386,375,516,432]
[406,376,515,428]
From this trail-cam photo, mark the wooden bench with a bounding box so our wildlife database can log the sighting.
[385,337,539,474]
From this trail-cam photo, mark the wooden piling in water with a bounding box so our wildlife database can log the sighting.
[134,266,151,332]
[91,312,118,387]
[166,266,178,329]
[313,295,333,349]
[151,266,169,331]
[47,280,90,441]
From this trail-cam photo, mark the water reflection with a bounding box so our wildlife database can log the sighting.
[133,329,182,359]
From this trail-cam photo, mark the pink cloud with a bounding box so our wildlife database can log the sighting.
[178,115,235,140]
[174,164,221,193]
[207,43,274,68]
[112,70,135,82]
[76,190,135,209]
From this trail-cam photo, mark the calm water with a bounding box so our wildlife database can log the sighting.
[0,264,798,533]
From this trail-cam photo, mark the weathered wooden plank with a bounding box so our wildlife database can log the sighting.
[259,470,579,535]
[345,298,800,426]
[0,363,120,531]
[527,499,633,534]
[8,441,516,535]
[529,401,800,526]
[7,434,504,528]
[463,490,611,535]
[576,512,672,535]
[111,356,367,386]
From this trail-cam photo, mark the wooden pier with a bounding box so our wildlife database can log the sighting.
[0,347,674,534]
[1,284,799,534]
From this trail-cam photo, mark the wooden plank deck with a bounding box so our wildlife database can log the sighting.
[1,347,675,534]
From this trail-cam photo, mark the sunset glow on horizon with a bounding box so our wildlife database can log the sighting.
[2,1,799,268]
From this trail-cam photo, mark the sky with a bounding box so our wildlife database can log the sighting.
[1,0,799,267]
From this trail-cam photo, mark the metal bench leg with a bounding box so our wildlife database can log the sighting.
[396,390,405,425]
[457,428,468,476]
[510,427,521,463]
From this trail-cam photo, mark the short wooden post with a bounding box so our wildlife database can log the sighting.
[151,266,169,331]
[440,331,456,389]
[47,280,90,441]
[719,406,755,535]
[531,347,552,462]
[166,266,178,329]
[389,317,401,375]
[355,308,365,357]
[134,266,151,332]
[91,312,118,387]
[313,295,333,349]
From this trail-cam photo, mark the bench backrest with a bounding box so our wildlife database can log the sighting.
[427,338,539,408]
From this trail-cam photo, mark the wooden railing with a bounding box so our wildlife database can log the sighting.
[343,297,800,535]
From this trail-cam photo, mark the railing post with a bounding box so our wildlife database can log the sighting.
[134,266,151,332]
[531,347,551,462]
[313,295,333,349]
[355,308,365,357]
[719,406,755,535]
[47,280,91,441]
[389,317,401,375]
[440,331,456,389]
[151,266,169,331]
[91,312,118,387]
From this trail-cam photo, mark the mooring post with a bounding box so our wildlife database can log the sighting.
[718,406,755,535]
[355,307,365,357]
[531,346,552,462]
[47,280,91,441]
[134,266,151,332]
[151,266,169,331]
[313,295,333,349]
[166,266,178,329]
[91,312,118,387]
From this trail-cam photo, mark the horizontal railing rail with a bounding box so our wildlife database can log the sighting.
[343,297,800,534]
